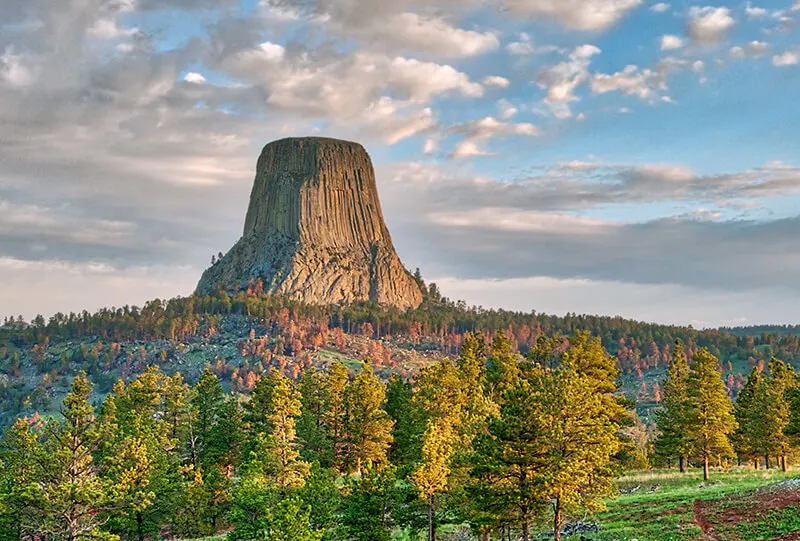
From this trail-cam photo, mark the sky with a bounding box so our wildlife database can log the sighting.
[1,0,800,328]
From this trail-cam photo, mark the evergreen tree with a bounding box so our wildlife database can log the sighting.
[322,362,349,471]
[485,331,519,402]
[733,367,764,468]
[297,462,342,537]
[246,370,309,492]
[0,418,45,540]
[342,361,393,474]
[297,369,333,466]
[410,419,457,541]
[99,369,182,540]
[172,469,216,538]
[37,372,116,540]
[686,349,737,481]
[339,463,397,541]
[385,374,422,466]
[655,339,692,471]
[787,382,800,448]
[267,496,324,541]
[192,367,225,469]
[760,359,796,471]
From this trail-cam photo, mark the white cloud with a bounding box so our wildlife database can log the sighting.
[361,12,500,58]
[661,34,684,50]
[424,138,438,154]
[447,116,539,158]
[773,50,799,66]
[497,99,518,119]
[183,72,207,84]
[744,2,769,18]
[219,46,483,121]
[507,33,537,55]
[388,57,484,101]
[506,32,560,56]
[0,48,35,87]
[688,6,735,43]
[483,75,511,88]
[651,2,670,12]
[499,0,643,31]
[591,64,665,100]
[730,41,768,58]
[362,97,436,144]
[535,44,601,119]
[451,140,492,159]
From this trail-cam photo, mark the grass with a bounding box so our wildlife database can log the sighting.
[734,505,800,540]
[569,468,800,541]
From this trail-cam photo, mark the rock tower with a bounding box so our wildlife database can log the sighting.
[196,137,423,310]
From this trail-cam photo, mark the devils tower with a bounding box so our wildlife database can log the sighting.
[197,137,423,310]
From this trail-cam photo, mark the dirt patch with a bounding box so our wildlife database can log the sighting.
[694,480,800,541]
[694,499,718,540]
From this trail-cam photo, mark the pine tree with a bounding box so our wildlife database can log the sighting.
[760,359,796,471]
[486,331,519,402]
[192,367,225,469]
[172,468,216,538]
[268,496,324,541]
[297,369,333,466]
[733,367,764,468]
[787,382,800,448]
[655,339,692,471]
[339,463,397,541]
[385,374,422,465]
[541,334,626,541]
[297,462,342,535]
[322,362,349,471]
[246,370,310,493]
[686,349,737,481]
[37,372,115,540]
[0,418,46,540]
[468,376,547,541]
[410,419,457,541]
[99,368,182,540]
[342,361,393,474]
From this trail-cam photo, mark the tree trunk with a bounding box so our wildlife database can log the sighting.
[782,456,788,472]
[765,454,771,469]
[428,494,435,541]
[679,455,686,473]
[703,453,709,481]
[522,515,530,541]
[553,496,562,541]
[137,511,144,541]
[754,457,759,470]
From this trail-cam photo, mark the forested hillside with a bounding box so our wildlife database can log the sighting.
[2,278,799,432]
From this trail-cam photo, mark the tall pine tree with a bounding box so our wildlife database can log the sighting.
[686,349,737,481]
[655,339,692,472]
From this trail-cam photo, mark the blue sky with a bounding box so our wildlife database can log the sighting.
[1,0,800,327]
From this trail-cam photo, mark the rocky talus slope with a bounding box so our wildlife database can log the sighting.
[197,137,422,310]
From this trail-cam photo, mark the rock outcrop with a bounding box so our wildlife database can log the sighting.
[197,137,423,310]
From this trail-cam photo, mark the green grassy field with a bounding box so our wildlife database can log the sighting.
[578,467,800,541]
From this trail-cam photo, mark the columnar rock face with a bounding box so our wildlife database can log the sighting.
[196,137,423,310]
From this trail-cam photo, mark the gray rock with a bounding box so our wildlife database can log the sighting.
[197,137,423,310]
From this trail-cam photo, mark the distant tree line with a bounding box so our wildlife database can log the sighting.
[4,278,798,375]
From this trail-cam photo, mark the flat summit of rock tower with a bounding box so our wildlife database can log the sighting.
[197,137,423,310]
